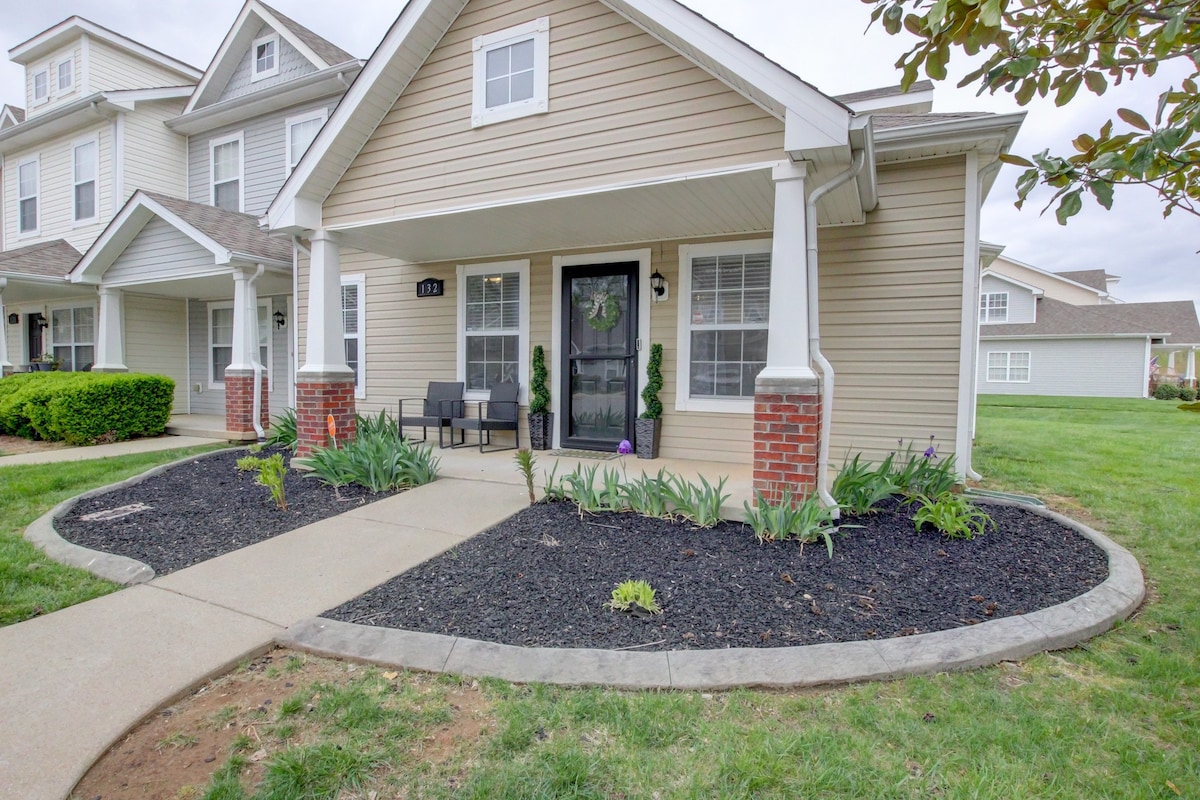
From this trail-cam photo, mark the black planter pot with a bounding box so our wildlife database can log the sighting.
[634,417,661,459]
[529,412,554,450]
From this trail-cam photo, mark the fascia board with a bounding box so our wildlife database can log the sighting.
[252,2,336,69]
[184,3,261,114]
[874,111,1026,155]
[9,17,201,79]
[980,333,1169,340]
[0,271,70,284]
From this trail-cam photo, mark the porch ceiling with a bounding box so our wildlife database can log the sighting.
[110,270,294,300]
[327,165,863,264]
[1,278,90,304]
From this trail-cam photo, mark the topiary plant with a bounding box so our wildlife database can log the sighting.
[640,343,663,420]
[529,345,550,414]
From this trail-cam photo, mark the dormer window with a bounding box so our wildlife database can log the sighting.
[980,292,1009,323]
[32,68,49,104]
[471,17,549,128]
[251,34,279,81]
[57,60,73,92]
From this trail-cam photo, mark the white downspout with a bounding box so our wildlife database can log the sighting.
[248,264,266,442]
[806,150,867,512]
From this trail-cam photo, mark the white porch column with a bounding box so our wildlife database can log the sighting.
[1186,347,1196,386]
[228,266,260,372]
[760,161,815,382]
[299,229,352,377]
[0,279,11,375]
[91,286,128,372]
[1167,350,1177,374]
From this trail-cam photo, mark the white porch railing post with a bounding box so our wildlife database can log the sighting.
[92,286,128,372]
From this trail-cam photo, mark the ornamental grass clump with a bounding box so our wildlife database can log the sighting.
[910,492,994,540]
[831,453,897,515]
[743,489,843,557]
[663,473,728,528]
[266,408,298,451]
[301,426,439,493]
[606,579,662,615]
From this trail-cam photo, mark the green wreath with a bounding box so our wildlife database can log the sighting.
[578,290,621,332]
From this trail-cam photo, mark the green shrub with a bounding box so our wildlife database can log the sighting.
[1154,383,1182,400]
[300,428,439,492]
[0,373,87,438]
[606,580,662,614]
[910,492,994,539]
[1179,387,1197,402]
[266,408,298,451]
[42,374,174,445]
[832,453,897,514]
[255,453,288,511]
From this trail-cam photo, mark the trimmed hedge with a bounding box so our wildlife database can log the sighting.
[1154,383,1182,400]
[0,372,174,444]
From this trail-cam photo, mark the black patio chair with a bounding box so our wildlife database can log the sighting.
[450,382,520,453]
[398,381,465,448]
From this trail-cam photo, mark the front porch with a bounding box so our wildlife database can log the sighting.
[166,414,260,442]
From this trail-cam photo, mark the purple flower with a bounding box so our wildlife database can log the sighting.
[924,435,937,459]
[617,439,633,455]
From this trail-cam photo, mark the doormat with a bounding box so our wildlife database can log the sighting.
[546,449,620,460]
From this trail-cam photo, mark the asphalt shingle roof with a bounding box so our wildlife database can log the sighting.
[1055,269,1112,292]
[0,239,81,277]
[141,192,292,264]
[870,112,993,130]
[835,80,933,104]
[982,297,1200,344]
[259,0,355,66]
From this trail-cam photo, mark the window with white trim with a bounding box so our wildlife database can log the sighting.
[32,68,49,104]
[73,139,98,223]
[208,301,270,387]
[986,351,1030,383]
[980,291,1009,323]
[18,158,39,234]
[286,110,326,174]
[210,133,243,211]
[471,17,549,128]
[458,261,529,399]
[342,276,365,398]
[251,34,279,81]
[57,59,73,92]
[676,241,771,410]
[50,305,95,372]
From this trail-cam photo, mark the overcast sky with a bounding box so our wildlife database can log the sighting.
[1,0,1195,303]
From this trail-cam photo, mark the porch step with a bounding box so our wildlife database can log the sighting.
[165,420,259,442]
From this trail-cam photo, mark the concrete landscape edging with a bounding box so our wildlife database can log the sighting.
[280,500,1145,690]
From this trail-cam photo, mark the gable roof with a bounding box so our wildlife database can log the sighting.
[1,105,25,129]
[266,0,853,232]
[989,254,1111,300]
[1055,269,1114,292]
[8,16,201,80]
[836,80,934,114]
[981,269,1044,298]
[981,297,1200,344]
[72,191,292,285]
[185,0,358,113]
[0,239,81,278]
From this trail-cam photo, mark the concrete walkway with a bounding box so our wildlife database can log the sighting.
[0,434,225,467]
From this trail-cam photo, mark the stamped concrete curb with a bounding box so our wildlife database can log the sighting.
[280,500,1145,690]
[23,448,239,586]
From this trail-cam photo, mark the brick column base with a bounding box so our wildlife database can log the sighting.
[752,380,822,505]
[225,370,270,437]
[295,376,357,456]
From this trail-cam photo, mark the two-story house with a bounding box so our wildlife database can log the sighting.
[977,248,1200,397]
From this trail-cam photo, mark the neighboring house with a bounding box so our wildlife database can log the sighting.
[267,0,1024,501]
[0,16,201,386]
[978,252,1200,397]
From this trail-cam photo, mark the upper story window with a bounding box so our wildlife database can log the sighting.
[57,59,73,92]
[980,291,1009,323]
[471,17,549,128]
[286,110,327,174]
[210,133,243,212]
[251,34,279,81]
[18,158,39,235]
[73,139,98,223]
[32,68,49,104]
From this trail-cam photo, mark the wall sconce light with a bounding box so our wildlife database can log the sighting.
[273,309,287,330]
[37,317,48,330]
[649,271,669,302]
[6,313,17,325]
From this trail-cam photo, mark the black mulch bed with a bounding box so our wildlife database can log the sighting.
[325,499,1109,651]
[55,448,393,575]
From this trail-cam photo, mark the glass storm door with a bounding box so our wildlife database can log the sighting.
[561,263,638,450]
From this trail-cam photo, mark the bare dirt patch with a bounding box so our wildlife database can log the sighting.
[0,435,68,457]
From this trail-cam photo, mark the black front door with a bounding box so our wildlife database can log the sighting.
[561,263,638,450]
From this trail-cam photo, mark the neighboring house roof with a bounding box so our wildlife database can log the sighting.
[1055,269,1114,292]
[0,88,196,154]
[981,269,1044,297]
[145,193,294,264]
[1,104,25,128]
[0,239,82,278]
[987,254,1112,301]
[261,0,355,66]
[981,297,1200,344]
[836,80,934,114]
[7,16,201,80]
[871,111,994,130]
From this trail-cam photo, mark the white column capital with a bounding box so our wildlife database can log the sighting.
[772,160,809,183]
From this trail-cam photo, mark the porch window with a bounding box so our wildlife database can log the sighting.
[251,34,279,81]
[57,59,73,92]
[32,68,48,104]
[457,261,530,399]
[50,306,95,372]
[73,139,98,223]
[986,351,1030,383]
[471,17,549,128]
[18,158,39,234]
[286,110,327,174]
[210,133,243,211]
[209,301,270,387]
[676,241,771,412]
[342,275,365,398]
[980,292,1009,323]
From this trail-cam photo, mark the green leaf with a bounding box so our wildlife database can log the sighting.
[1007,55,1039,77]
[1084,71,1108,96]
[1055,189,1084,225]
[999,153,1036,167]
[883,5,903,35]
[1118,108,1151,131]
[1054,74,1083,106]
[979,0,1001,27]
[1089,180,1114,210]
[1072,133,1096,152]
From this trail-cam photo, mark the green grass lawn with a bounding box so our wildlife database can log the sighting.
[0,444,225,626]
[184,396,1198,800]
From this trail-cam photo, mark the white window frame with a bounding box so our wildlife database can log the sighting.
[675,239,773,414]
[32,67,49,105]
[986,351,1031,383]
[17,156,40,237]
[48,303,97,372]
[57,59,73,92]
[342,274,366,399]
[980,291,1009,323]
[209,131,244,212]
[285,109,327,175]
[250,33,280,81]
[456,260,530,403]
[72,135,99,225]
[208,300,271,389]
[471,17,550,128]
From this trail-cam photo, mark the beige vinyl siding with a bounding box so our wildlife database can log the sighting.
[980,273,1036,324]
[323,0,784,225]
[122,100,188,202]
[103,217,216,285]
[25,42,82,118]
[87,40,194,91]
[124,293,188,411]
[216,23,320,104]
[2,121,112,252]
[818,157,967,465]
[989,258,1105,306]
[979,337,1149,398]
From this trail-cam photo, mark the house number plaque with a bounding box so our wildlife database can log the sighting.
[416,278,444,298]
